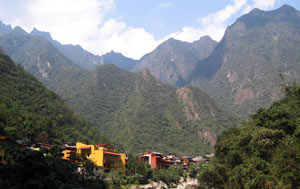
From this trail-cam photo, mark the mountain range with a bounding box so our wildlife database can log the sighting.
[30,28,138,71]
[0,4,299,154]
[0,20,239,155]
[133,5,300,117]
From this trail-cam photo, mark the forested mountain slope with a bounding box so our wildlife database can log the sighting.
[65,64,239,155]
[0,26,89,101]
[198,84,300,188]
[0,51,107,145]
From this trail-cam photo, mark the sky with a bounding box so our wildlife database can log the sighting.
[0,0,299,59]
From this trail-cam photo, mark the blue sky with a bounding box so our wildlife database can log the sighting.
[0,0,299,59]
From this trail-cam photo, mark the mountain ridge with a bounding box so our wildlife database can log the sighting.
[30,28,138,71]
[133,36,217,86]
[190,4,300,117]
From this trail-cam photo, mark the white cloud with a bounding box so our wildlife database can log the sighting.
[87,19,160,59]
[168,0,248,42]
[167,0,278,43]
[0,0,279,59]
[0,0,159,59]
[26,0,114,46]
[243,0,277,13]
[252,0,277,9]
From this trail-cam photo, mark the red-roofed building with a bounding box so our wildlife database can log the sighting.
[138,152,169,169]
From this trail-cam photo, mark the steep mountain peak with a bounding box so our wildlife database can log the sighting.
[104,50,121,56]
[192,35,217,50]
[276,4,297,12]
[30,28,53,41]
[159,37,185,48]
[198,35,214,42]
[227,4,300,35]
[0,20,12,36]
[12,26,27,35]
[191,4,300,118]
[101,50,138,70]
[165,37,176,42]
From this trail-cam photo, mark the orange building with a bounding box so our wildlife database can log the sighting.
[63,142,126,173]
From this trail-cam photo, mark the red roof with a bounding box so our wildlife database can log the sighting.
[104,151,121,156]
[80,146,91,150]
[95,143,110,147]
[36,142,53,147]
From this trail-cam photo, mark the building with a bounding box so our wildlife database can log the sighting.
[31,142,53,151]
[180,156,194,166]
[138,152,170,169]
[61,143,77,161]
[66,142,126,173]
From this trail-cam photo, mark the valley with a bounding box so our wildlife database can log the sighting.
[0,3,300,188]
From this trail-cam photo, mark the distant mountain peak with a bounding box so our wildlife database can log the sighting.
[193,35,217,46]
[198,35,213,41]
[231,4,299,31]
[12,26,27,35]
[30,28,53,41]
[277,4,297,12]
[0,20,12,36]
[162,37,183,45]
[0,20,12,30]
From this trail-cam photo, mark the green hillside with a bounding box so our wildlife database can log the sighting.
[0,26,90,102]
[198,84,300,188]
[65,64,239,156]
[0,51,107,145]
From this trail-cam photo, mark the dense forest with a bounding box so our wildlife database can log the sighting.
[197,85,300,188]
[65,64,240,156]
[0,50,107,145]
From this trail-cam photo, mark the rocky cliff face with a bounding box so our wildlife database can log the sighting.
[191,5,300,117]
[133,36,217,87]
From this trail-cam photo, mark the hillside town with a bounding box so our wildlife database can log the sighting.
[0,135,213,174]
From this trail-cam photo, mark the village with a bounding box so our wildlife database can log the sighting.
[0,135,214,174]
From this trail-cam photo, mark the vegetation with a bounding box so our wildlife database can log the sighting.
[0,144,105,188]
[104,156,187,188]
[198,85,300,188]
[0,51,107,144]
[0,24,239,155]
[66,65,240,156]
[152,165,185,187]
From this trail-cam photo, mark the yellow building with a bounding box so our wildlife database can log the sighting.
[74,142,126,173]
